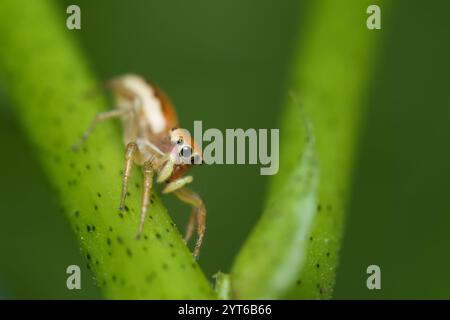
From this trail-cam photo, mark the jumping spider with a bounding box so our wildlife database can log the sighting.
[74,74,206,258]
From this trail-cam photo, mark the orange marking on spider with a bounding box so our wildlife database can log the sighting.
[74,74,206,259]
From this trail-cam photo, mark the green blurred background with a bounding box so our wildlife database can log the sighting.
[0,0,449,299]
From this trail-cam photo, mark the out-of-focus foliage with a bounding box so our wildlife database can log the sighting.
[231,0,385,299]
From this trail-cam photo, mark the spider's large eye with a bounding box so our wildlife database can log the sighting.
[180,145,192,158]
[176,138,183,145]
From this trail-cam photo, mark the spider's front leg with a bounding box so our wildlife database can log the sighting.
[136,159,155,238]
[119,142,139,211]
[119,142,157,239]
[119,142,154,239]
[162,177,206,259]
[161,175,196,241]
[173,187,206,259]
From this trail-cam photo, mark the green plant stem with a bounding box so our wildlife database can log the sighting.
[231,0,386,299]
[0,0,214,299]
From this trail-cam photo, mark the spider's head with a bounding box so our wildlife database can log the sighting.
[156,128,203,183]
[169,128,203,166]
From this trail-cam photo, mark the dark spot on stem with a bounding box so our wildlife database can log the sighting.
[145,272,156,283]
[97,193,101,198]
[86,164,91,170]
[155,233,161,240]
[107,238,112,246]
[126,248,133,257]
[117,236,124,244]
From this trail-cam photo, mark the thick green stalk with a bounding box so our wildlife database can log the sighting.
[231,0,386,299]
[0,0,214,299]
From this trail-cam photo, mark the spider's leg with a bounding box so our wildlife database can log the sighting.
[137,160,154,238]
[73,108,129,150]
[119,142,139,211]
[173,187,206,259]
[162,177,196,244]
[194,201,206,259]
[184,209,196,244]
